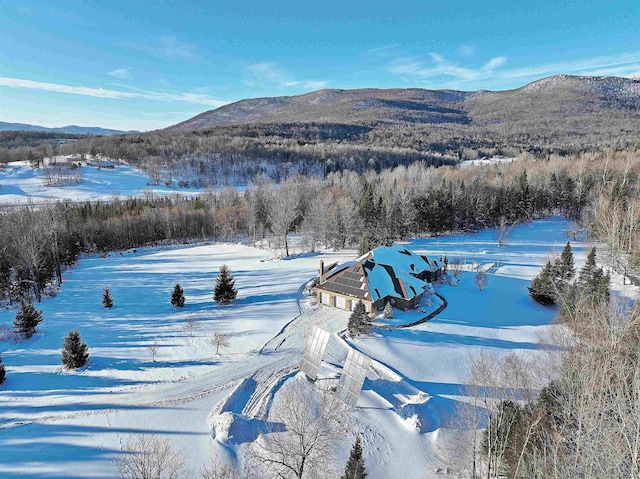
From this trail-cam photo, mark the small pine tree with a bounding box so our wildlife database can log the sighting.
[13,302,44,338]
[555,241,575,283]
[214,265,238,303]
[61,330,89,369]
[589,267,611,304]
[102,287,114,308]
[383,301,394,319]
[358,232,371,257]
[348,300,370,336]
[578,247,597,286]
[171,283,185,307]
[342,435,367,479]
[529,261,557,305]
[599,270,611,303]
[0,353,6,385]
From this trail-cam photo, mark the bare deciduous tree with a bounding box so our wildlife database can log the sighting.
[495,217,517,247]
[450,257,464,279]
[183,315,200,338]
[268,181,300,257]
[209,332,230,355]
[115,434,188,479]
[201,451,255,479]
[148,341,158,362]
[474,270,488,291]
[250,382,348,479]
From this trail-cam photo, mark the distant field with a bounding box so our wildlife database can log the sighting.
[0,160,206,205]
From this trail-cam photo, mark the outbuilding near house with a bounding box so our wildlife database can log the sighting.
[315,245,443,315]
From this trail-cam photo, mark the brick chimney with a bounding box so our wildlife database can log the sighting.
[320,260,325,280]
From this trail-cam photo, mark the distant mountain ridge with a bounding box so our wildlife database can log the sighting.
[170,75,640,134]
[0,121,134,136]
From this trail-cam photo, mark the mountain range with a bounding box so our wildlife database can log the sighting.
[171,75,640,149]
[0,121,134,136]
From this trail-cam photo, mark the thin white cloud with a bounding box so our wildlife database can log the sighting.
[389,54,507,83]
[108,68,131,79]
[119,36,200,62]
[0,77,135,99]
[158,36,198,61]
[246,62,327,90]
[387,50,640,88]
[0,76,228,107]
[457,44,476,59]
[497,52,640,81]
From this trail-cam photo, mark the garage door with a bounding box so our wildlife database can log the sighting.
[320,293,330,305]
[335,296,346,309]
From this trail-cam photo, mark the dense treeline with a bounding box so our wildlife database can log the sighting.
[2,150,639,306]
[58,124,459,187]
[0,131,84,165]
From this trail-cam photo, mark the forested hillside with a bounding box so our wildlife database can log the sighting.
[52,75,640,187]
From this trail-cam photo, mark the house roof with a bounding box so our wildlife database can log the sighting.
[317,245,442,303]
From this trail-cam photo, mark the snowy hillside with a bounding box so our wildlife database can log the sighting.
[0,218,635,478]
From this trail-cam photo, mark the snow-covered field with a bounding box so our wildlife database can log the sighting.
[459,155,517,168]
[0,160,204,205]
[0,217,635,478]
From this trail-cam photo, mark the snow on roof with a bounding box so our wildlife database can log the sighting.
[320,245,442,302]
[364,246,433,301]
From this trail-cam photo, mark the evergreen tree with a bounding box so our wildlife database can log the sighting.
[61,330,89,369]
[342,434,367,479]
[102,287,114,308]
[578,247,598,286]
[214,265,238,303]
[589,268,611,304]
[358,231,371,257]
[13,301,43,338]
[0,353,6,385]
[171,283,185,307]
[348,300,370,336]
[383,301,394,319]
[529,261,557,305]
[555,241,575,282]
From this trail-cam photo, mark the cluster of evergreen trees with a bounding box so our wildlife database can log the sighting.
[529,243,610,310]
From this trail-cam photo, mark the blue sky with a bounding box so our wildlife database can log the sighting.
[1,0,639,131]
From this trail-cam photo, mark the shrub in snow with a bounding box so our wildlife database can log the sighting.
[474,270,488,291]
[383,301,394,319]
[102,287,114,308]
[214,265,238,303]
[61,330,89,369]
[0,353,6,384]
[115,434,187,479]
[342,434,367,479]
[170,283,185,307]
[13,301,43,339]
